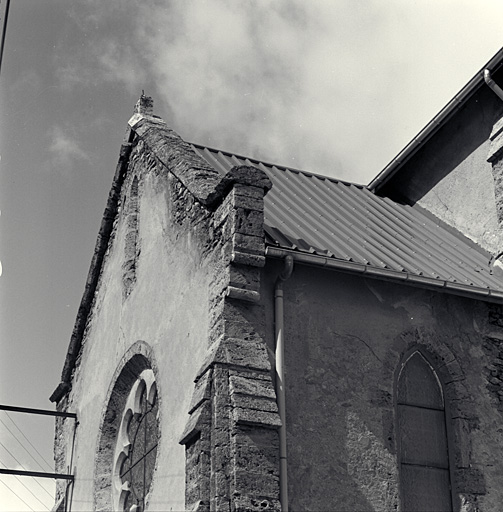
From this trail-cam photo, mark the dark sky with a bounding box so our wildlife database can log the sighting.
[1,1,503,509]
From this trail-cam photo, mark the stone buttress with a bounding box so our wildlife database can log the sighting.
[130,98,281,512]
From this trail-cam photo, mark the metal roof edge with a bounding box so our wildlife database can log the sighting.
[265,246,503,303]
[50,139,134,404]
[191,142,366,188]
[368,47,503,192]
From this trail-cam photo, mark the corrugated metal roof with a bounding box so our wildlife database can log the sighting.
[192,144,503,292]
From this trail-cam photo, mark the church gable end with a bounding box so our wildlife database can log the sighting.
[52,96,281,511]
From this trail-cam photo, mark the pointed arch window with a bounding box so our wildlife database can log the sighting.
[113,369,159,512]
[397,352,453,512]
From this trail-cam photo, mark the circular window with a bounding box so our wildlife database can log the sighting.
[113,369,159,511]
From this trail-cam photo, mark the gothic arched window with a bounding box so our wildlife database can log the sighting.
[397,351,453,512]
[113,369,159,512]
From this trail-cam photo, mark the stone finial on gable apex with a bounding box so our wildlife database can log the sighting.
[134,93,154,116]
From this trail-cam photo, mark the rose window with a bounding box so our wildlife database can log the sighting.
[113,369,159,512]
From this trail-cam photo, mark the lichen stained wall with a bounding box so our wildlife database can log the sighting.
[262,261,503,512]
[60,140,211,511]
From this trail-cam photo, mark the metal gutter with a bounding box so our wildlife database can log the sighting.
[484,69,503,102]
[369,48,503,191]
[266,246,503,303]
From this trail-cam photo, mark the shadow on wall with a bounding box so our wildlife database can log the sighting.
[286,404,399,512]
[378,84,503,206]
[285,329,400,512]
[345,410,399,511]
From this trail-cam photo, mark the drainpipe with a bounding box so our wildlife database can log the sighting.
[274,255,294,512]
[484,69,503,102]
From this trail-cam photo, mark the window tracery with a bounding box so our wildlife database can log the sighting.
[113,369,159,512]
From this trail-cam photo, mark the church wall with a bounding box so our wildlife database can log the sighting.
[262,260,503,511]
[377,85,503,254]
[56,142,212,511]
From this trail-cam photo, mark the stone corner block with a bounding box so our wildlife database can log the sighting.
[232,251,266,268]
[233,407,281,429]
[226,286,260,303]
[229,374,277,399]
[188,370,212,414]
[215,165,273,199]
[196,337,271,377]
[214,337,271,371]
[179,402,210,446]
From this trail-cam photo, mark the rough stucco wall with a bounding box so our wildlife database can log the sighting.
[262,261,503,512]
[378,86,503,254]
[416,139,501,254]
[61,142,211,511]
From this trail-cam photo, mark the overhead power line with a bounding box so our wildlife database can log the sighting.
[0,458,50,511]
[0,440,54,501]
[0,477,35,512]
[2,411,54,472]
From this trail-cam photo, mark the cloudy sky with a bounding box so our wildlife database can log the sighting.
[1,0,503,509]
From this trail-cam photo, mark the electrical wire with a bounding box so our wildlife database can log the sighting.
[2,412,54,472]
[0,477,35,511]
[0,440,54,501]
[0,458,50,511]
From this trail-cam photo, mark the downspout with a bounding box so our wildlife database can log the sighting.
[274,255,294,512]
[484,69,503,101]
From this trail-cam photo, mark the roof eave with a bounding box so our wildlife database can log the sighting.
[266,246,503,304]
[368,47,503,191]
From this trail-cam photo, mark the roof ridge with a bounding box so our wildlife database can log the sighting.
[190,141,366,188]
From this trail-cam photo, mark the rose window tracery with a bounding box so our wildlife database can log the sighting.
[113,369,159,512]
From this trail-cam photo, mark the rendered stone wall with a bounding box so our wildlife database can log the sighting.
[376,85,503,254]
[54,106,282,511]
[54,137,213,510]
[261,261,503,512]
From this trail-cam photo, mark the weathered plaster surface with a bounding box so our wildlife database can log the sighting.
[262,261,503,511]
[55,105,281,511]
[416,139,501,254]
[57,143,211,510]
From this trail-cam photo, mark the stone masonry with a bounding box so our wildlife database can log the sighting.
[129,100,281,511]
[52,95,282,511]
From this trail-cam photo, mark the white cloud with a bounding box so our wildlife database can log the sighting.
[53,0,503,182]
[49,126,90,167]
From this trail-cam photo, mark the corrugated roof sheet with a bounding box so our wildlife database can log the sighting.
[192,144,503,292]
